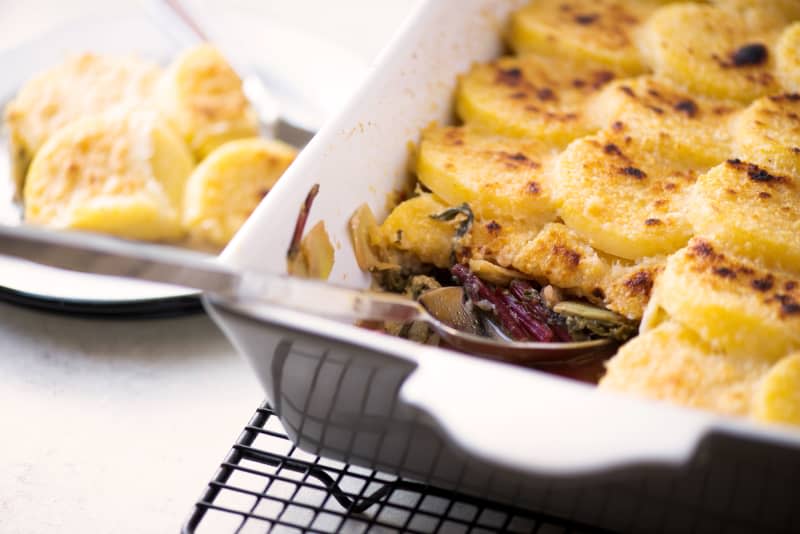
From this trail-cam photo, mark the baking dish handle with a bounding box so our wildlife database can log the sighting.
[399,351,714,475]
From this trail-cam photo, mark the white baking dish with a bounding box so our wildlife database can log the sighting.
[207,1,800,530]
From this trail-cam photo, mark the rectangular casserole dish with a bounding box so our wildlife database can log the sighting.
[207,1,800,531]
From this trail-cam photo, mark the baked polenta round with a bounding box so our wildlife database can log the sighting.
[416,124,560,227]
[377,193,457,269]
[587,76,741,166]
[711,0,800,31]
[183,137,296,249]
[156,44,259,160]
[511,222,611,303]
[600,256,666,320]
[687,159,800,274]
[553,129,698,259]
[24,110,193,241]
[733,94,800,178]
[456,53,619,145]
[652,239,800,362]
[507,0,666,75]
[600,320,770,418]
[4,52,161,195]
[638,3,781,101]
[776,23,800,92]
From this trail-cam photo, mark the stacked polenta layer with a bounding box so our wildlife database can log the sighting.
[375,0,800,427]
[5,44,296,250]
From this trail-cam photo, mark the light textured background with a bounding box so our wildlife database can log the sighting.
[0,1,419,533]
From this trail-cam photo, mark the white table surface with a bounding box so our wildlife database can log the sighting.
[0,2,419,532]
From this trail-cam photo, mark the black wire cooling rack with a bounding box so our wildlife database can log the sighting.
[183,402,610,533]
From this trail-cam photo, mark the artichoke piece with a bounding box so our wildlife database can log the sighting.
[299,221,334,280]
[348,203,399,272]
[554,301,638,342]
[468,259,526,287]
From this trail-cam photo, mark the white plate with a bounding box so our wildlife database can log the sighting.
[0,2,366,311]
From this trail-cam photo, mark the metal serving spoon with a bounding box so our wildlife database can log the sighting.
[0,225,610,363]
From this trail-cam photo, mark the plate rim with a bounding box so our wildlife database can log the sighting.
[0,283,203,318]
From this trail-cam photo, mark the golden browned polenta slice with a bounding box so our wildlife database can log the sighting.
[601,256,665,320]
[156,44,258,160]
[753,352,800,426]
[712,0,800,30]
[652,238,800,361]
[24,111,193,241]
[4,53,161,195]
[733,94,800,177]
[600,320,770,418]
[587,76,741,166]
[776,23,800,92]
[183,138,297,249]
[639,3,781,101]
[377,193,459,269]
[687,159,800,274]
[553,129,699,259]
[456,54,619,145]
[512,222,610,303]
[512,222,664,319]
[467,217,537,268]
[508,0,667,75]
[416,124,559,226]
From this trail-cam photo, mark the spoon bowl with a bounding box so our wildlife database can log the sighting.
[417,286,612,364]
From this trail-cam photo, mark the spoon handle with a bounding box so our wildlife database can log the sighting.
[151,0,315,146]
[0,224,423,324]
[237,273,423,323]
[162,0,210,41]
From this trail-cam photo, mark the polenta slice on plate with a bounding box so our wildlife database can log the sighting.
[587,76,742,166]
[638,3,783,101]
[507,0,669,75]
[687,158,800,275]
[553,128,700,259]
[415,124,560,226]
[156,44,259,160]
[600,320,771,418]
[732,93,800,178]
[24,110,193,241]
[651,238,800,362]
[183,138,297,249]
[456,53,621,145]
[4,53,161,196]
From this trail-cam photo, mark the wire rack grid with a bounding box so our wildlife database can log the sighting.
[182,402,612,534]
